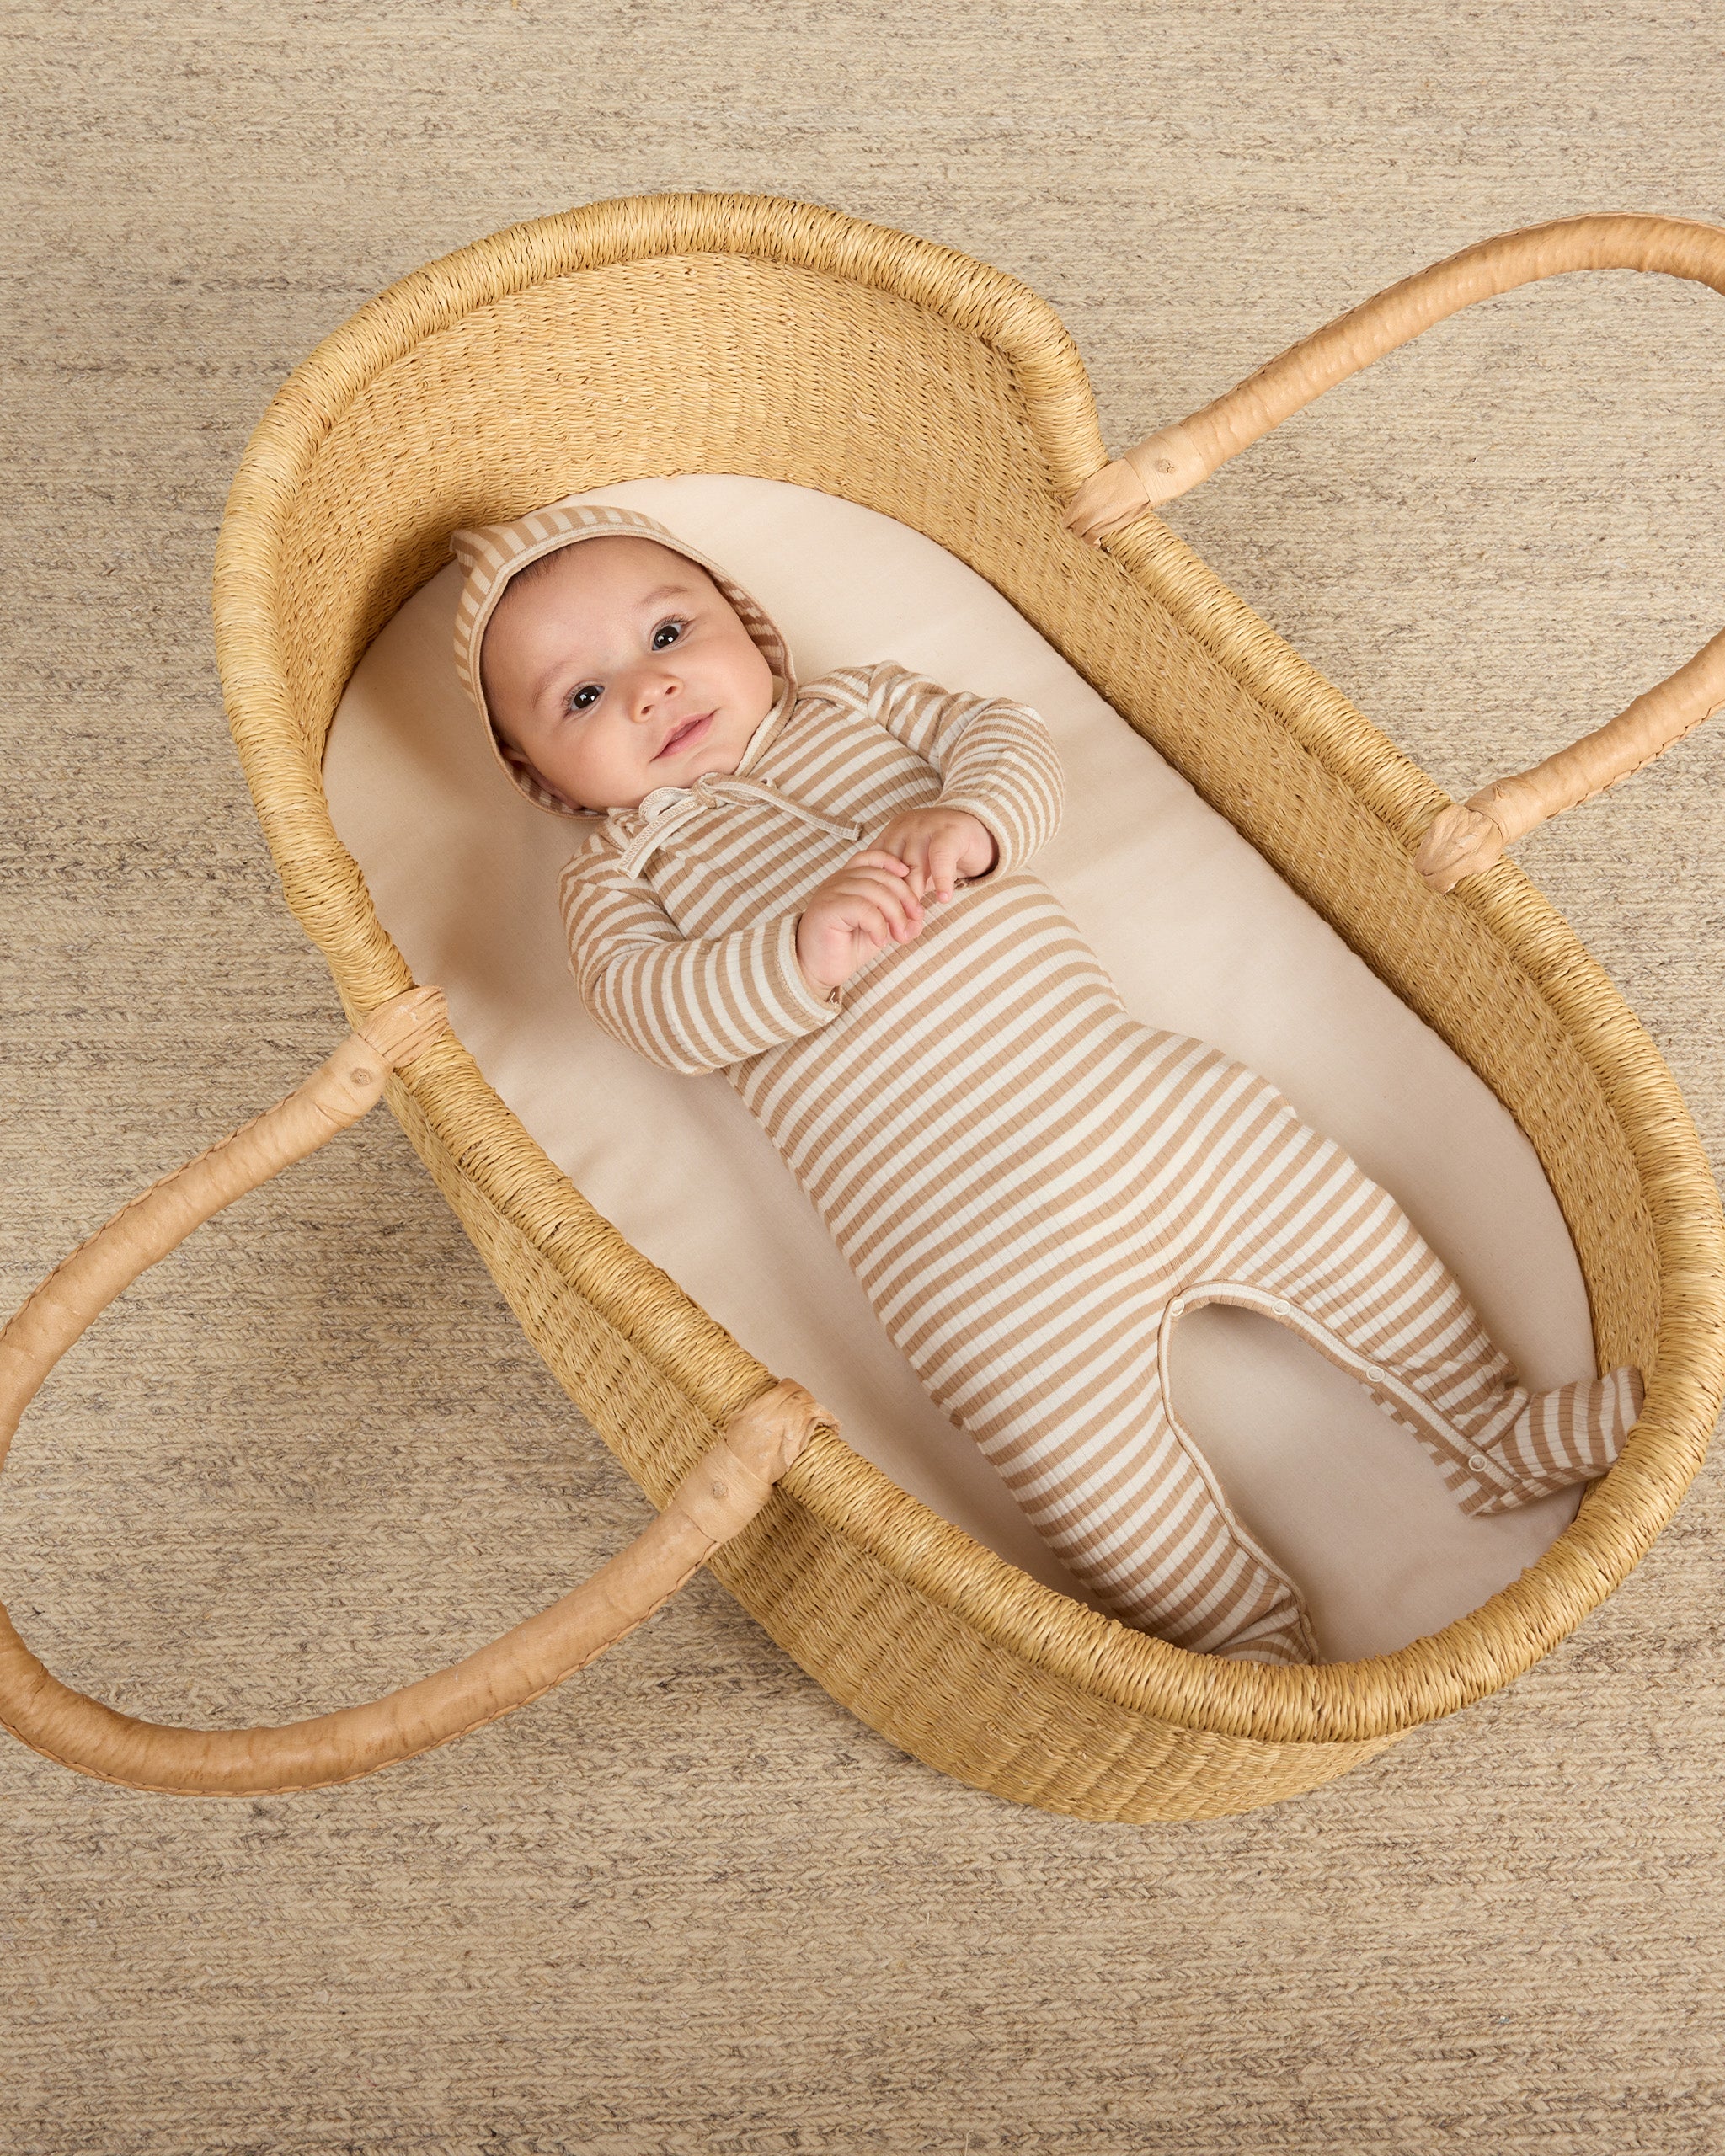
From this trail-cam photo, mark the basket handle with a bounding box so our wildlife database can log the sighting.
[1062,212,1725,890]
[0,985,828,1796]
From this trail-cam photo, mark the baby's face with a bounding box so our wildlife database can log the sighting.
[479,536,777,812]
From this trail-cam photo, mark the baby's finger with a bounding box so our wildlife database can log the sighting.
[847,847,911,877]
[848,905,889,954]
[823,887,906,950]
[852,893,911,949]
[862,883,924,942]
[925,833,963,902]
[846,864,925,926]
[872,842,930,909]
[900,839,934,905]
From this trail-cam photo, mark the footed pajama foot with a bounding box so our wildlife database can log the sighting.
[1178,1556,1320,1667]
[1454,1364,1644,1516]
[1215,1610,1321,1667]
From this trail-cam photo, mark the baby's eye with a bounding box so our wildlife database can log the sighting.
[567,684,602,713]
[651,617,686,649]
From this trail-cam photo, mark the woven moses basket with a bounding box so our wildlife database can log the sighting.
[4,193,1723,1820]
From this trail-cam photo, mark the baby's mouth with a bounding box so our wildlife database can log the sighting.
[654,711,714,759]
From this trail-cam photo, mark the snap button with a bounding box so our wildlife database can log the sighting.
[1365,1366,1384,1383]
[1468,1452,1491,1474]
[1170,1299,1186,1316]
[1272,1299,1290,1314]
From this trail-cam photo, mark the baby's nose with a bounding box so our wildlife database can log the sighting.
[631,673,680,718]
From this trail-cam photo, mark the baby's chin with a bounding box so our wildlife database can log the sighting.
[672,746,746,785]
[580,759,721,814]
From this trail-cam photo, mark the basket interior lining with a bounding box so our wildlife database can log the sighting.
[321,471,1607,1663]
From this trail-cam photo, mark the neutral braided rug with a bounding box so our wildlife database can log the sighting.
[3,3,1722,2148]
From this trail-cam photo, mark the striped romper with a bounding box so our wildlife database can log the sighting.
[558,658,1644,1664]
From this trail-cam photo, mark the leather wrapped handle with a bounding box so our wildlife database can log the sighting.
[1062,212,1725,890]
[0,985,830,1795]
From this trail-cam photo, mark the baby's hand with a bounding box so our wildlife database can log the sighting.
[795,849,927,995]
[870,806,997,902]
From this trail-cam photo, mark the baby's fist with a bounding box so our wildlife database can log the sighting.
[870,806,997,903]
[794,849,928,995]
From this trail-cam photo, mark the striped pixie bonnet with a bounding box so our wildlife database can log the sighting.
[450,499,796,819]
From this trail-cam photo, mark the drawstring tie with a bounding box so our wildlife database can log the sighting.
[613,771,862,877]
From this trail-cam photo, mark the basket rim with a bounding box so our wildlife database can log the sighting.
[211,186,1725,1753]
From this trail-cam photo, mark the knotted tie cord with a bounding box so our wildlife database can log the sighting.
[613,771,863,878]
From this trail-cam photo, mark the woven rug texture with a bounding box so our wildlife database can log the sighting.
[3,4,1723,2151]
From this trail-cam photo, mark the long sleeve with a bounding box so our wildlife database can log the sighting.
[812,659,1065,877]
[558,844,844,1076]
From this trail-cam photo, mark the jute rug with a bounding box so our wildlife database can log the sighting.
[3,3,1722,2148]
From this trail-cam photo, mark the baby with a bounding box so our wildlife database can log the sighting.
[451,499,1645,1665]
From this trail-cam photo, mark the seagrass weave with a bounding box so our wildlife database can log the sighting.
[210,189,1725,1821]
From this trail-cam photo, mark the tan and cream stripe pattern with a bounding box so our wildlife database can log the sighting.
[558,652,1647,1664]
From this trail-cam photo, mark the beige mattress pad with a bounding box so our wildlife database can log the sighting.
[323,473,1591,1662]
